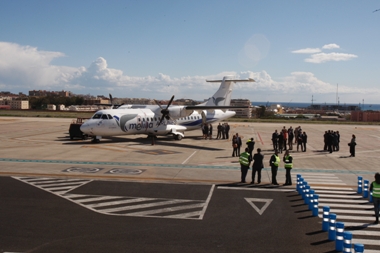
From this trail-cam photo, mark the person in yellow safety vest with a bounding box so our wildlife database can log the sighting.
[269,149,280,185]
[283,150,293,186]
[370,173,380,224]
[239,147,252,183]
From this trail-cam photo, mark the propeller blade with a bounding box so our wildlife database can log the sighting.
[154,99,164,110]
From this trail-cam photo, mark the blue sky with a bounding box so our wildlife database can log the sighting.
[1,0,380,104]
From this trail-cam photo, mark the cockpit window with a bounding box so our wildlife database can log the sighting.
[107,114,113,119]
[92,113,102,119]
[101,114,108,119]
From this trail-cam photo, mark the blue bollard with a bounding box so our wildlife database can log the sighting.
[328,213,337,241]
[363,180,369,198]
[357,176,362,194]
[298,178,303,194]
[312,194,319,217]
[304,185,310,204]
[308,189,315,210]
[296,174,302,192]
[354,243,364,253]
[335,222,344,252]
[343,231,352,253]
[301,182,307,200]
[322,206,330,231]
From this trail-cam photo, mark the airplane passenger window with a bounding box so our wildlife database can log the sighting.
[92,113,102,119]
[146,118,149,121]
[102,114,108,119]
[191,117,193,119]
[151,118,153,121]
[143,118,145,121]
[154,118,157,121]
[138,118,141,122]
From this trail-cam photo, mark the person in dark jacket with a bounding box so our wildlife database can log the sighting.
[301,132,307,152]
[246,138,255,159]
[349,134,356,157]
[251,148,264,184]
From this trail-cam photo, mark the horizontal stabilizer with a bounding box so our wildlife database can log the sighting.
[206,78,255,83]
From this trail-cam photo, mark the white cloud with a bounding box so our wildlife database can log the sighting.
[322,43,340,50]
[0,42,376,103]
[291,48,321,54]
[305,52,358,63]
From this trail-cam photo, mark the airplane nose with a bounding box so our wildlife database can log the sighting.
[80,122,90,134]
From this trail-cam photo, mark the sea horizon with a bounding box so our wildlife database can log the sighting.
[251,101,380,111]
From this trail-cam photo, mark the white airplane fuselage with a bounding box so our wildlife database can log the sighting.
[80,107,235,138]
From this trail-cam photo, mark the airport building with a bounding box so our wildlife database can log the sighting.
[230,99,252,118]
[0,99,29,109]
[351,111,380,122]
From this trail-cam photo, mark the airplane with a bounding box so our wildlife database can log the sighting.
[80,76,255,143]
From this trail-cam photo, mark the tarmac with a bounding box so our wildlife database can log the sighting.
[0,116,379,187]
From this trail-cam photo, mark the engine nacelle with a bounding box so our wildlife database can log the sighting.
[168,106,193,118]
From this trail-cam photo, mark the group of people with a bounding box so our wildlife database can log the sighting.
[271,126,308,153]
[323,130,341,153]
[239,145,293,186]
[201,122,231,140]
[201,124,213,139]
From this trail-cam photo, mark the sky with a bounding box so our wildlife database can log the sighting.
[1,0,380,104]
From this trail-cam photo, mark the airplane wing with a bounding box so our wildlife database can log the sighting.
[184,105,249,110]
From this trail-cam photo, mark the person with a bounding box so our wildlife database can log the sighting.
[349,134,356,157]
[278,132,284,154]
[336,131,340,151]
[251,148,264,184]
[288,126,294,150]
[232,135,238,157]
[269,149,280,185]
[283,150,293,185]
[370,173,380,224]
[216,123,222,139]
[236,133,242,156]
[282,126,288,150]
[203,124,209,139]
[246,137,255,159]
[272,130,279,151]
[208,124,213,139]
[296,132,303,152]
[239,147,251,183]
[225,123,230,140]
[221,123,226,139]
[301,131,307,152]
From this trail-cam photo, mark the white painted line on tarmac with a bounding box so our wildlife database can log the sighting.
[318,198,368,203]
[314,190,356,194]
[318,214,375,221]
[199,184,215,220]
[318,204,372,209]
[350,230,380,236]
[312,186,354,190]
[352,238,380,246]
[340,221,380,227]
[217,186,294,192]
[182,151,197,164]
[126,203,205,216]
[317,194,363,198]
[318,208,373,215]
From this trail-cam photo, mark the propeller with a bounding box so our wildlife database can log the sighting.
[109,93,113,109]
[154,95,175,126]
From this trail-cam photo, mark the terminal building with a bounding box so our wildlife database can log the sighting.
[351,111,380,122]
[230,99,252,118]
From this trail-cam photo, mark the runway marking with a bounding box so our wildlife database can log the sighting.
[12,177,213,220]
[245,198,272,215]
[314,187,380,251]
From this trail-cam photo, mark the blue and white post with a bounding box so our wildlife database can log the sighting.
[354,243,364,253]
[328,213,337,241]
[335,222,345,252]
[363,180,369,198]
[370,190,373,203]
[357,176,363,194]
[296,174,302,192]
[304,185,310,204]
[308,189,315,210]
[322,206,330,231]
[312,194,319,217]
[343,231,352,253]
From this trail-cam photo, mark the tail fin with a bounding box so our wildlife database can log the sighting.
[200,76,254,106]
